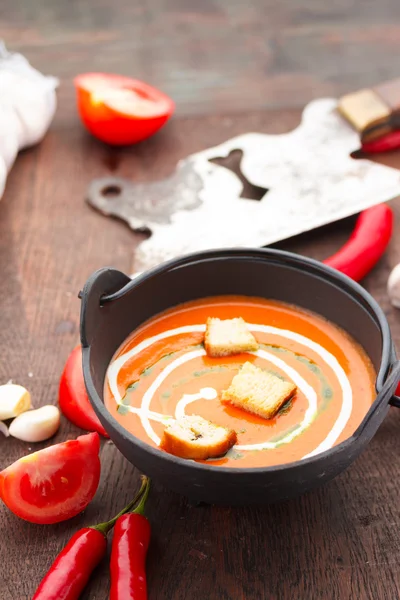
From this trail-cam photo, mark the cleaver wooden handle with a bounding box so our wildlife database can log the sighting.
[338,78,400,142]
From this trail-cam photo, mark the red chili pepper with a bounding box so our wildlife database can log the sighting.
[110,478,151,600]
[323,204,393,282]
[362,131,400,154]
[33,478,148,600]
[32,528,107,600]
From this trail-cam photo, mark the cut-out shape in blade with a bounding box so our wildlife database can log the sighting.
[86,98,400,273]
[208,149,269,201]
[101,184,122,198]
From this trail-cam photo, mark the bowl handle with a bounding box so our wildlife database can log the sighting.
[80,267,131,348]
[383,361,400,408]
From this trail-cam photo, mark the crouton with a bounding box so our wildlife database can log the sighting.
[160,415,237,460]
[204,317,258,357]
[221,361,296,420]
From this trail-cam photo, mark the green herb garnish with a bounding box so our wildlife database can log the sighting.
[227,449,244,460]
[141,365,154,377]
[117,380,140,415]
[277,397,293,416]
[172,377,189,388]
[193,365,228,377]
[160,351,175,361]
[270,424,301,444]
[126,381,140,393]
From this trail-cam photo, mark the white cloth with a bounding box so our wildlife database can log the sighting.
[0,42,58,197]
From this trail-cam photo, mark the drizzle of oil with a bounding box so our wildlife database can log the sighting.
[263,344,333,412]
[117,381,140,414]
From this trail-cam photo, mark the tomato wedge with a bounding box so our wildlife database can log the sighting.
[0,433,100,524]
[59,345,108,437]
[74,73,175,146]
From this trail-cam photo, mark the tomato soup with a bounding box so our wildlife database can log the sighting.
[104,296,376,468]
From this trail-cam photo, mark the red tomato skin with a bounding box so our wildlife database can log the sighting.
[77,90,170,145]
[59,345,108,437]
[0,433,101,524]
[74,73,174,146]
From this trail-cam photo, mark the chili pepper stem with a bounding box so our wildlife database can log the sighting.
[132,477,151,516]
[94,476,149,535]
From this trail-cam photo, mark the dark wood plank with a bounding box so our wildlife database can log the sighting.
[1,105,400,599]
[2,0,400,118]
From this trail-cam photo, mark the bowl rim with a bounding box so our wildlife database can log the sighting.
[81,247,396,476]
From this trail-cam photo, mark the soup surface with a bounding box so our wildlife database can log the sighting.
[104,296,376,468]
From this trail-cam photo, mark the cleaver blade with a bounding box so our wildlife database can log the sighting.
[87,98,400,272]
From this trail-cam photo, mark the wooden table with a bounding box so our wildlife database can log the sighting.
[2,2,400,599]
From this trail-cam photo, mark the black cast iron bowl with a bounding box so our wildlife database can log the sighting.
[80,248,400,506]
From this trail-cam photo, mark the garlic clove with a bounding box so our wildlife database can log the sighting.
[0,384,31,420]
[0,421,9,437]
[9,405,60,442]
[387,263,400,308]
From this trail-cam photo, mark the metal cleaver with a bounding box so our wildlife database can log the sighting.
[87,98,400,272]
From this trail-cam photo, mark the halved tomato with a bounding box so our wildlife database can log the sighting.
[74,73,175,146]
[0,432,100,524]
[59,345,108,437]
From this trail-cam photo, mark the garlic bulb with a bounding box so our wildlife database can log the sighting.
[0,384,31,420]
[9,405,60,442]
[0,108,20,171]
[387,263,400,308]
[0,156,6,198]
[0,41,58,201]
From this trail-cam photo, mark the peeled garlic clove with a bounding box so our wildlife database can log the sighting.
[0,421,9,437]
[388,263,400,308]
[0,384,31,420]
[9,405,60,442]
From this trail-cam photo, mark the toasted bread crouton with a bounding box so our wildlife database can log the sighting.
[160,415,237,460]
[204,317,259,357]
[222,361,296,420]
